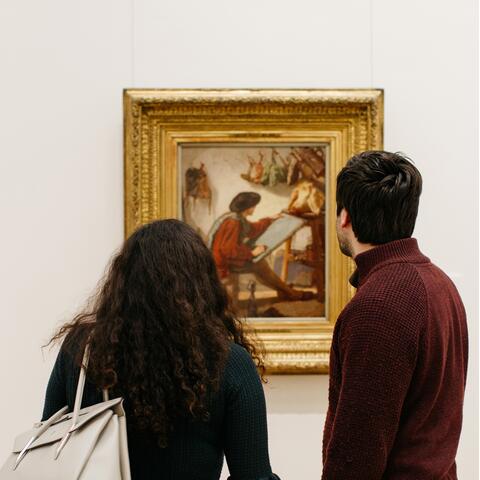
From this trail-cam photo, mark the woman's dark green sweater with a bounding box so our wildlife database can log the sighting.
[42,343,279,480]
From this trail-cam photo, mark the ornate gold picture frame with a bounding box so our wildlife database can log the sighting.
[124,89,383,374]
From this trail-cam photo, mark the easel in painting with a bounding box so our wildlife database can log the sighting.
[225,214,306,309]
[280,215,325,303]
[225,213,325,307]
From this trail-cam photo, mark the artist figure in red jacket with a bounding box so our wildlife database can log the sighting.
[208,191,312,301]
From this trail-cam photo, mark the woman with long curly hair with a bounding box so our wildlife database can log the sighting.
[42,219,279,480]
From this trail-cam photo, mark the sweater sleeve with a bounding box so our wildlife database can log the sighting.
[322,297,420,480]
[41,348,68,421]
[223,344,279,480]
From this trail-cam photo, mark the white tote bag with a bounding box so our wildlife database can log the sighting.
[0,346,131,480]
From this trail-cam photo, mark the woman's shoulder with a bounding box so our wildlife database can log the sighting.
[227,342,256,367]
[223,343,261,392]
[54,327,91,380]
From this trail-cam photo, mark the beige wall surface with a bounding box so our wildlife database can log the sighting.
[0,0,477,479]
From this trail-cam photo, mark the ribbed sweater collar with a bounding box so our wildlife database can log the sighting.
[350,237,429,288]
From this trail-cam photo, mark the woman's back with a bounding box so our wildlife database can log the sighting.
[42,220,278,479]
[42,342,274,480]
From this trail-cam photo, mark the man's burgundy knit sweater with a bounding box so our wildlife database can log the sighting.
[322,238,468,480]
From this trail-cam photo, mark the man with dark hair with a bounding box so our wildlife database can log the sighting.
[322,151,468,479]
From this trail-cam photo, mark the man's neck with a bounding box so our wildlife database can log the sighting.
[352,242,376,259]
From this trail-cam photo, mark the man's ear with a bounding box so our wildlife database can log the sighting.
[339,208,351,228]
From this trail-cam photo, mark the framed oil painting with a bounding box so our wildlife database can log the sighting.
[124,89,383,373]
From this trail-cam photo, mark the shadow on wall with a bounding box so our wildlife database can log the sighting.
[264,375,329,414]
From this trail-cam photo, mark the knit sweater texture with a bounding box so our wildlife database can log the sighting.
[42,343,279,480]
[322,238,468,480]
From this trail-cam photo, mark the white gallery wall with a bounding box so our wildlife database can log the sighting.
[0,1,477,478]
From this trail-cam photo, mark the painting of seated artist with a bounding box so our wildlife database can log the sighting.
[181,144,326,319]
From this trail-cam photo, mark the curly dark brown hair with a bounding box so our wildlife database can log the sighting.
[48,219,263,446]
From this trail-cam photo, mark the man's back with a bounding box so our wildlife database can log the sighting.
[322,238,468,479]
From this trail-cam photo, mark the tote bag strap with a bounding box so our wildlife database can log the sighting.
[73,344,110,423]
[54,344,110,459]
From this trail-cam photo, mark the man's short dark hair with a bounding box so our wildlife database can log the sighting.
[336,151,423,244]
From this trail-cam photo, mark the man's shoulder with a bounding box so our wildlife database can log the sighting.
[221,215,243,229]
[362,258,460,307]
[361,261,428,302]
[217,214,239,225]
[209,215,240,243]
[340,262,428,334]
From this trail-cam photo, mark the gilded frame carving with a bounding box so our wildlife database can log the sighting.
[124,89,383,374]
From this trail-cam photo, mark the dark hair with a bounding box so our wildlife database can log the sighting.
[336,151,422,244]
[48,219,263,446]
[229,192,261,213]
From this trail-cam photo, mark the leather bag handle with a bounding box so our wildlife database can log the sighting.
[54,344,109,459]
[73,344,111,422]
